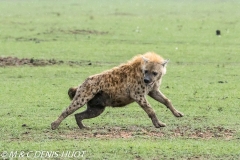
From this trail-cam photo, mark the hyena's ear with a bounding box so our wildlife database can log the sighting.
[142,56,149,63]
[162,59,169,67]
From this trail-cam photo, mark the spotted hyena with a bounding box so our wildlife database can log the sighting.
[51,52,183,130]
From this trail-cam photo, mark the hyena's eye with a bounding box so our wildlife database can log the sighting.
[152,72,158,76]
[144,70,148,74]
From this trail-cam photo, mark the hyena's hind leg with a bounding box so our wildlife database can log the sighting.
[75,91,109,129]
[51,85,97,130]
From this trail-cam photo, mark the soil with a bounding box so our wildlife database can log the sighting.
[59,29,109,35]
[0,56,92,67]
[44,125,235,140]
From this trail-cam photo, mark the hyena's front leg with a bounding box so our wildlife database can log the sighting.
[134,96,166,128]
[148,90,184,117]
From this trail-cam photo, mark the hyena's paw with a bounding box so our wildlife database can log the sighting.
[76,120,90,130]
[51,121,60,130]
[173,110,184,117]
[81,125,91,130]
[153,120,166,128]
[77,124,91,130]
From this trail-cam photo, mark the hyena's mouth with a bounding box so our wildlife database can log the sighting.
[150,82,154,85]
[147,81,154,86]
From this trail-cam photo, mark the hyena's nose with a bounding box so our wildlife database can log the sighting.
[144,78,150,84]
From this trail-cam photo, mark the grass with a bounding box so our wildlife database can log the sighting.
[0,0,240,159]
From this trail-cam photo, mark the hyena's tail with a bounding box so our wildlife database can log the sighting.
[68,87,77,100]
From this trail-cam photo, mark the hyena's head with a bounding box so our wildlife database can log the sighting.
[141,52,168,85]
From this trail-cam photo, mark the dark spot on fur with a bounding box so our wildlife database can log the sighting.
[86,85,90,90]
[96,81,100,86]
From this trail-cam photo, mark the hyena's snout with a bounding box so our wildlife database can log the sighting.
[143,77,152,84]
[144,78,150,84]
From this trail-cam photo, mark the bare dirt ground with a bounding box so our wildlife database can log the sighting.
[41,126,235,140]
[0,56,92,67]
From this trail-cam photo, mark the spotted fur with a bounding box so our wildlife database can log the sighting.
[51,52,183,130]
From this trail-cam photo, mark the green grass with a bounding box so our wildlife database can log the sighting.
[0,0,240,159]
